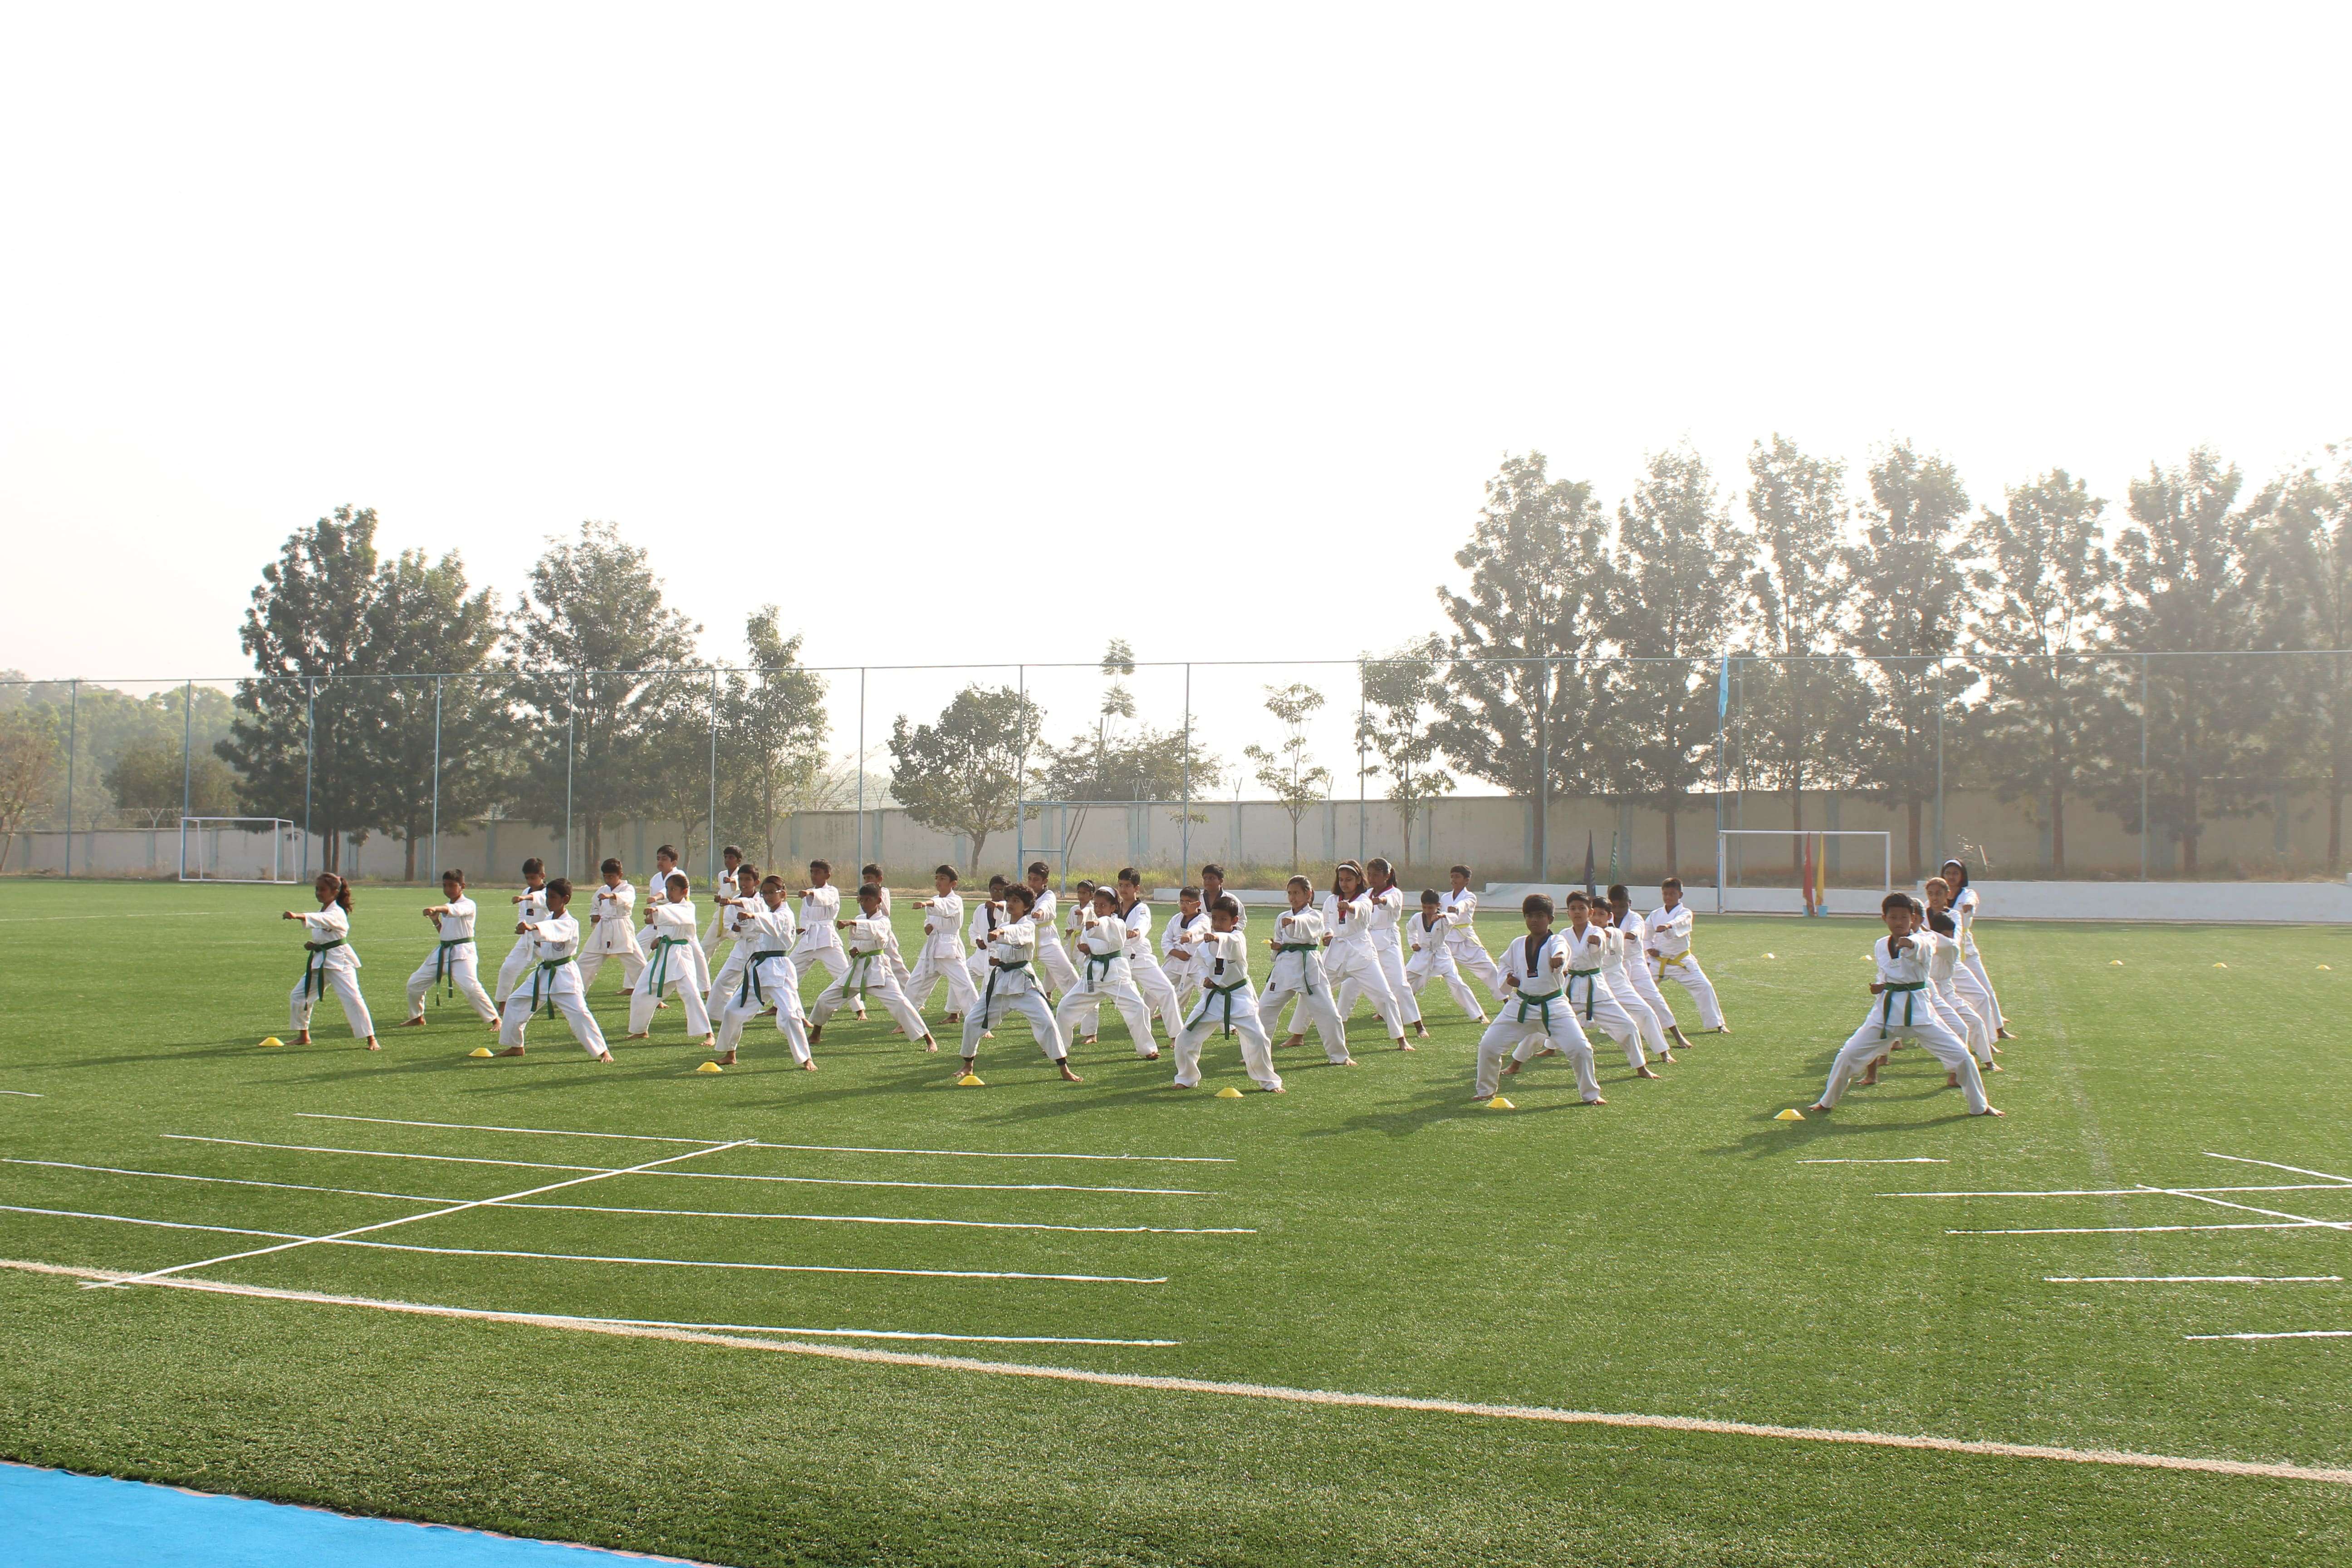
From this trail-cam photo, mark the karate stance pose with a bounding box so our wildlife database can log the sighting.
[1256,877,1356,1067]
[863,863,916,993]
[1607,884,1691,1052]
[1347,858,1428,1039]
[700,845,746,959]
[702,864,764,1015]
[627,873,714,1042]
[636,844,708,1008]
[1551,891,1661,1075]
[1055,885,1161,1058]
[959,884,1082,1081]
[495,878,613,1060]
[906,864,980,1022]
[965,874,1013,1023]
[284,872,378,1049]
[1198,865,1248,936]
[491,858,551,1007]
[1161,886,1210,1018]
[1439,865,1509,1002]
[1942,858,2013,1039]
[573,858,645,995]
[402,868,498,1027]
[1644,877,1728,1034]
[1057,880,1102,1041]
[1308,861,1412,1050]
[1169,894,1284,1092]
[712,875,814,1069]
[1025,862,1082,997]
[1116,868,1190,1042]
[1924,878,1996,1069]
[809,883,939,1049]
[1476,894,1602,1103]
[1808,895,2000,1117]
[1405,888,1488,1023]
[789,860,863,1020]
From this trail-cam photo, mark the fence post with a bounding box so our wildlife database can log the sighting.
[1934,658,1946,866]
[855,666,867,872]
[1357,659,1368,866]
[1013,663,1026,874]
[301,678,315,880]
[1714,655,1728,911]
[430,676,443,886]
[1180,662,1192,878]
[180,679,194,826]
[1535,659,1551,883]
[65,679,77,875]
[707,668,720,887]
[564,671,577,880]
[2138,655,2149,881]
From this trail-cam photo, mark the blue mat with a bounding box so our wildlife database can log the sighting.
[0,1462,699,1566]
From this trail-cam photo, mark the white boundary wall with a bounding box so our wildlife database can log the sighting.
[1487,879,2352,925]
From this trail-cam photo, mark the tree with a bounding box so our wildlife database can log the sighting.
[1745,435,1857,867]
[888,685,1043,868]
[0,709,61,873]
[1844,441,1977,879]
[2248,447,2352,870]
[1357,636,1455,866]
[365,547,506,880]
[1607,448,1752,875]
[1429,452,1611,876]
[104,734,237,827]
[507,521,701,867]
[1244,683,1330,868]
[214,506,385,872]
[716,607,831,871]
[1966,470,2113,874]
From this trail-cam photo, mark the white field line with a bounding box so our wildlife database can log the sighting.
[296,1114,1234,1164]
[15,1260,1174,1346]
[2186,1330,2352,1342]
[5,1257,2345,1488]
[1950,1222,2324,1236]
[5,1159,455,1203]
[2206,1153,2352,1186]
[163,1136,608,1172]
[0,1091,43,1099]
[97,1140,756,1288]
[1798,1157,1946,1164]
[0,1203,1163,1283]
[1888,1186,2352,1199]
[2145,1187,2352,1232]
[2048,1276,2343,1285]
[495,1200,1251,1235]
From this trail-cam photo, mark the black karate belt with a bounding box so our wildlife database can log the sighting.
[980,957,1030,1019]
[1186,979,1247,1037]
[645,936,689,998]
[1512,989,1563,1028]
[1877,980,1927,1039]
[298,939,345,999]
[1275,942,1320,995]
[1566,965,1602,1021]
[736,950,791,1008]
[527,957,568,1019]
[430,936,472,1002]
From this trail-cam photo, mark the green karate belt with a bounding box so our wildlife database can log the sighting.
[1566,966,1602,1021]
[298,938,345,999]
[1082,951,1119,990]
[1274,942,1320,994]
[842,948,881,1000]
[737,950,791,1008]
[430,936,472,1001]
[644,935,689,998]
[980,957,1029,1017]
[1187,979,1248,1037]
[1877,980,1927,1038]
[1512,988,1563,1028]
[526,956,568,1019]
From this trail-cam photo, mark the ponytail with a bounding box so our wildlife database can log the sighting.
[316,872,353,912]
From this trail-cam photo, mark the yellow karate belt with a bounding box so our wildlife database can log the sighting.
[298,939,345,999]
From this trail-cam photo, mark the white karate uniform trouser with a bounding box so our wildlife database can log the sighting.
[1357,940,1424,1026]
[715,964,812,1063]
[1476,998,1599,1100]
[705,941,748,1014]
[794,943,862,1015]
[291,966,374,1039]
[1962,948,2005,1029]
[1818,998,1989,1114]
[501,975,610,1056]
[1931,978,1995,1065]
[1618,952,1681,1041]
[1032,931,1081,995]
[1406,941,1487,1019]
[1172,983,1283,1091]
[627,948,713,1037]
[1128,954,1189,1042]
[1328,943,1412,1034]
[492,936,536,1006]
[1601,969,1670,1061]
[574,934,645,993]
[907,938,982,1016]
[1563,971,1650,1069]
[1257,963,1352,1064]
[809,961,930,1039]
[1055,968,1159,1055]
[1655,954,1725,1030]
[1448,941,1509,1003]
[404,942,497,1023]
[960,985,1068,1061]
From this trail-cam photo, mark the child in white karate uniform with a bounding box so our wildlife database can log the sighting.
[1351,858,1429,1039]
[862,863,918,995]
[1116,869,1190,1043]
[959,885,1083,1081]
[284,872,379,1049]
[1440,865,1509,1003]
[1313,862,1412,1050]
[1169,895,1284,1092]
[1582,891,1671,1069]
[1942,859,2012,1039]
[1056,881,1102,1040]
[1548,891,1662,1074]
[907,864,980,1022]
[402,869,498,1027]
[627,874,714,1040]
[495,878,613,1060]
[701,846,746,959]
[1161,887,1209,1017]
[702,864,763,1015]
[492,858,551,1007]
[1256,877,1356,1067]
[711,876,814,1069]
[965,876,1011,999]
[789,860,863,1020]
[1478,894,1602,1103]
[1025,863,1082,997]
[1405,889,1487,1022]
[1808,894,2000,1117]
[1644,877,1728,1033]
[1608,884,1691,1053]
[809,883,939,1048]
[573,858,645,995]
[1056,886,1161,1058]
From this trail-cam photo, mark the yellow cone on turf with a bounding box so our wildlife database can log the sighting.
[1485,1095,1514,1109]
[2321,965,2333,972]
[1215,1085,1244,1098]
[2110,959,2125,966]
[468,1046,494,1058]
[258,1036,283,1049]
[2214,962,2229,969]
[1775,1107,1805,1121]
[1763,952,1775,960]
[696,1061,723,1073]
[955,1073,985,1087]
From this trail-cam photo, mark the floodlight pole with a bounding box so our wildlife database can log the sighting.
[1934,658,1946,872]
[180,679,194,826]
[430,676,442,886]
[1535,660,1551,885]
[855,666,866,871]
[301,679,314,881]
[707,668,720,887]
[1180,662,1192,878]
[2138,656,2149,880]
[564,671,576,880]
[1357,660,1367,867]
[64,680,76,876]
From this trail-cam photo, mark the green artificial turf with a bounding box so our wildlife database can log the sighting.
[0,878,2348,1565]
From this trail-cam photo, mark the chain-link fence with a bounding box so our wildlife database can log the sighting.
[4,650,2347,887]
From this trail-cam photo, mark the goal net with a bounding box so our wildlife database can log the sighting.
[179,818,302,884]
[1716,830,1891,915]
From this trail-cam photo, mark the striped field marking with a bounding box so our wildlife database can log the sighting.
[0,1203,1164,1284]
[0,1091,43,1099]
[165,1135,608,1172]
[2206,1153,2352,1185]
[2186,1330,2352,1342]
[1798,1157,1946,1165]
[497,1200,1250,1235]
[297,1114,1235,1163]
[2048,1276,2342,1285]
[2,1257,2344,1487]
[1951,1222,2325,1237]
[1890,1185,2352,1199]
[6,1159,453,1203]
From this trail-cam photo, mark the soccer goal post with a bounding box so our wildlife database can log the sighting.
[1715,829,1891,915]
[179,818,302,884]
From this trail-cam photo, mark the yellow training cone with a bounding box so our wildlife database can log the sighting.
[2321,965,2333,972]
[468,1046,494,1058]
[258,1036,283,1049]
[2110,959,2125,966]
[1774,1107,1805,1121]
[2214,962,2229,969]
[1485,1095,1515,1109]
[1763,952,1775,960]
[696,1061,723,1073]
[1215,1085,1244,1098]
[955,1073,985,1087]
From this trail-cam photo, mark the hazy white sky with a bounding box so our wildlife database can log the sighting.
[3,3,2346,728]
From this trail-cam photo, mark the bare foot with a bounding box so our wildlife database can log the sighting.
[1945,1071,1960,1088]
[293,1031,312,1046]
[1058,1063,1085,1083]
[1395,1039,1414,1051]
[1502,1059,1523,1076]
[716,1049,737,1065]
[1267,1085,1287,1093]
[1805,1102,1830,1114]
[364,1039,381,1051]
[1581,1094,1608,1105]
[921,1037,939,1053]
[626,1031,649,1040]
[807,1024,824,1044]
[1659,1051,1677,1064]
[399,1016,426,1028]
[982,1030,995,1040]
[1858,1068,1880,1087]
[1973,1106,2006,1117]
[497,1045,526,1057]
[800,1059,817,1071]
[1474,1015,1489,1026]
[1142,1051,1161,1061]
[1339,1058,1359,1068]
[597,1050,617,1062]
[1281,1034,1305,1049]
[1411,1024,1431,1039]
[1636,1064,1660,1079]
